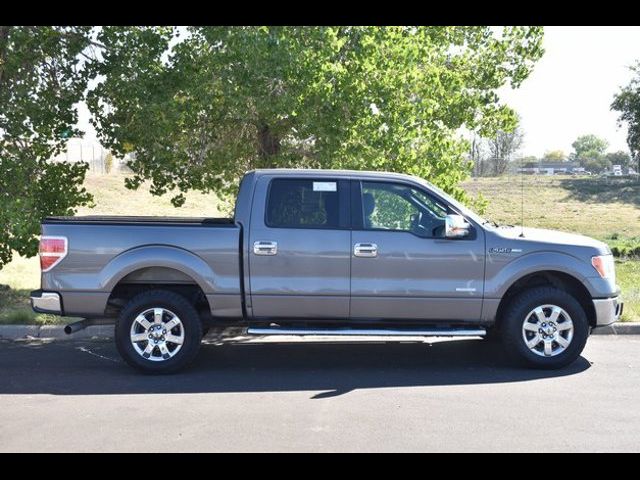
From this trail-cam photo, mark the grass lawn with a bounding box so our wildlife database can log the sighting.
[0,255,73,325]
[1,173,638,324]
[616,259,640,322]
[462,175,640,242]
[74,173,224,217]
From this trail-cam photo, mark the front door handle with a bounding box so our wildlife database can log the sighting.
[253,241,278,256]
[354,242,378,257]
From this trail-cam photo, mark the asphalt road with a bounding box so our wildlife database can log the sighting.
[1,335,639,452]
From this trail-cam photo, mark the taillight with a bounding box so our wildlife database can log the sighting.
[39,236,68,272]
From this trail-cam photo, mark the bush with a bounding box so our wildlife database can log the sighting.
[609,237,640,259]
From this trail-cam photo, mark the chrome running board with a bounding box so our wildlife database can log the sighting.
[247,327,486,337]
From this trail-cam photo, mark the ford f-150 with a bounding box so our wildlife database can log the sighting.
[31,169,623,373]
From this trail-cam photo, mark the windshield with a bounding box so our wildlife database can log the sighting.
[410,176,491,227]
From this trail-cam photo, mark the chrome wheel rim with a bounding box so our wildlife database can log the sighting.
[130,308,185,362]
[522,304,574,357]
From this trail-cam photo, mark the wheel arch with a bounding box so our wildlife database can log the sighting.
[103,261,214,323]
[495,270,596,329]
[99,245,216,294]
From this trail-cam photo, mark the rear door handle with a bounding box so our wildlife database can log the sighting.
[253,241,278,256]
[354,242,378,257]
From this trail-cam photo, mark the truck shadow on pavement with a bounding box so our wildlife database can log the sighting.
[0,338,591,398]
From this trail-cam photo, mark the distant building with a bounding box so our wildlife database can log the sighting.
[517,162,580,175]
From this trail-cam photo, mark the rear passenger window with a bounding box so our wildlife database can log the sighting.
[266,179,342,229]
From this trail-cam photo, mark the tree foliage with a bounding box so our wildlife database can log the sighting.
[88,26,544,206]
[571,134,608,158]
[605,150,632,170]
[0,26,93,267]
[0,26,544,269]
[570,134,610,172]
[612,62,640,170]
[521,155,538,168]
[542,150,566,162]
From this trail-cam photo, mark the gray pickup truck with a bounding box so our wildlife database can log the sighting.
[31,169,623,373]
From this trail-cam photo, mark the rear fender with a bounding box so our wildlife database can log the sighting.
[99,246,216,294]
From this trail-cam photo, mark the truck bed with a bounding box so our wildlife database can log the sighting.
[44,216,235,226]
[40,216,242,318]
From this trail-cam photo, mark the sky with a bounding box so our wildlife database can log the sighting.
[77,26,640,158]
[499,26,640,158]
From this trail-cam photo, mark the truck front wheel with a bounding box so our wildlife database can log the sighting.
[501,287,589,369]
[115,289,203,374]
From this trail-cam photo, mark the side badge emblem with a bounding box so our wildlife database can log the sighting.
[489,247,523,254]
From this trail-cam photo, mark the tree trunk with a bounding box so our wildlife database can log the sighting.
[0,26,11,87]
[257,123,280,168]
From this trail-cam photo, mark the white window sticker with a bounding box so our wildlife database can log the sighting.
[313,181,337,192]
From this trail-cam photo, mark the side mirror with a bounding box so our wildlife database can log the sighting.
[445,214,471,238]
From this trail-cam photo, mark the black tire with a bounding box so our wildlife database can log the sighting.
[501,287,589,369]
[115,289,203,374]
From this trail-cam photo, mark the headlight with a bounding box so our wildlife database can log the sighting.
[591,255,615,282]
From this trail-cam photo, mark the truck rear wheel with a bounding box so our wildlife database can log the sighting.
[501,287,589,369]
[115,289,203,374]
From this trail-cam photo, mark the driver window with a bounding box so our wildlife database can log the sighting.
[361,181,447,237]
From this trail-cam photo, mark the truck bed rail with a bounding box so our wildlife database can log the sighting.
[43,216,235,227]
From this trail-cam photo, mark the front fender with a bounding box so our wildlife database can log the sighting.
[99,245,217,294]
[485,251,597,298]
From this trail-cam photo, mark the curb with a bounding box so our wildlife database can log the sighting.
[0,325,113,341]
[591,322,640,335]
[1,323,640,341]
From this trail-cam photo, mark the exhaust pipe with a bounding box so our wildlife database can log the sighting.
[64,318,113,335]
[64,319,91,335]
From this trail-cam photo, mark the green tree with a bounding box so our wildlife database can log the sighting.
[612,62,640,173]
[521,155,538,168]
[570,134,609,172]
[0,26,544,269]
[0,26,93,268]
[542,150,566,162]
[88,26,544,207]
[605,150,632,170]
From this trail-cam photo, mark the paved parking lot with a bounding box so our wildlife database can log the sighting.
[1,336,639,452]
